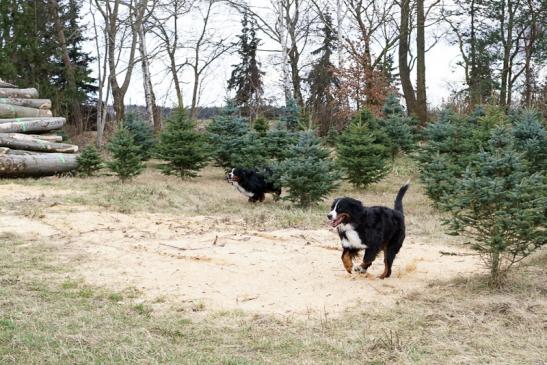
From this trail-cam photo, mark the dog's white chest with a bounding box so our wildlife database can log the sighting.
[232,182,254,197]
[338,224,368,249]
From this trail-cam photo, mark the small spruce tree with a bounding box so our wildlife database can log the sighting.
[418,106,509,207]
[253,116,269,136]
[229,131,269,169]
[155,110,210,178]
[380,94,416,158]
[282,97,301,132]
[336,110,391,188]
[278,132,339,206]
[511,110,546,171]
[107,128,144,182]
[262,123,299,161]
[77,145,103,176]
[207,103,250,169]
[125,112,156,160]
[442,126,546,284]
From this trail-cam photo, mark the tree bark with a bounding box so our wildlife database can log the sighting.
[49,0,84,133]
[0,79,15,88]
[102,0,145,124]
[0,88,39,98]
[0,153,78,177]
[0,104,52,118]
[0,98,51,109]
[499,0,519,107]
[27,134,64,142]
[277,1,292,102]
[0,133,78,153]
[0,117,65,133]
[415,0,428,125]
[398,0,416,116]
[138,21,162,133]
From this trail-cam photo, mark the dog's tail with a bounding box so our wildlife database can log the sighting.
[394,180,411,214]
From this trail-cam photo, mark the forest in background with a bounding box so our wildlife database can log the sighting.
[0,0,545,145]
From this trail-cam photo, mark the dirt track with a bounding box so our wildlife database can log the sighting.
[0,184,480,317]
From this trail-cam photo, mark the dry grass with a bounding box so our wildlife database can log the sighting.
[0,233,545,364]
[1,158,546,363]
[1,157,440,232]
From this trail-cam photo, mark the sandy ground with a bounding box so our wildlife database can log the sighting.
[0,184,480,317]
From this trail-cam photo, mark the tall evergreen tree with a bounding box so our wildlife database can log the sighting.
[0,0,95,128]
[227,10,264,120]
[307,11,339,135]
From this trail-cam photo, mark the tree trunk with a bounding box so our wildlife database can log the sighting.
[0,88,39,98]
[106,0,144,125]
[415,0,427,125]
[468,0,480,106]
[169,51,184,109]
[398,0,416,116]
[0,79,15,88]
[336,0,344,67]
[0,98,51,109]
[0,104,52,118]
[190,68,199,120]
[0,117,65,133]
[0,153,78,177]
[499,0,516,108]
[27,134,64,142]
[49,0,83,133]
[0,133,78,153]
[138,21,162,133]
[288,45,303,107]
[278,2,292,102]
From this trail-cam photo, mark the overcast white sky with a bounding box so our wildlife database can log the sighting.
[85,1,465,110]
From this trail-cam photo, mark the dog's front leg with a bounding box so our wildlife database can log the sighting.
[341,248,354,273]
[354,247,379,273]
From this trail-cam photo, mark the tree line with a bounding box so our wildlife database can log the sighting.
[1,0,545,144]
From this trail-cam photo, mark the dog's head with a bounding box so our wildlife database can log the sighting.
[226,167,249,183]
[327,197,364,228]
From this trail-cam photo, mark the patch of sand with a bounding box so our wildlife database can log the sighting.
[0,198,481,317]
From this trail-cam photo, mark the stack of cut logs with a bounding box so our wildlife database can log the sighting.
[0,79,78,177]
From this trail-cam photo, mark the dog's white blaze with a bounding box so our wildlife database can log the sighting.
[328,200,340,219]
[232,181,254,197]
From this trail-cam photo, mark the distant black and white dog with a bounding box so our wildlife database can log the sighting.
[327,182,410,279]
[227,167,282,203]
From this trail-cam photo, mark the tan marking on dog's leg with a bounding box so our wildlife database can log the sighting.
[341,250,353,273]
[378,255,389,279]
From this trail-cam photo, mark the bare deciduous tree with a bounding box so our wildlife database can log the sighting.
[94,0,146,124]
[181,0,233,119]
[149,0,194,109]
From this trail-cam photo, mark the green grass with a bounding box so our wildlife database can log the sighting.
[0,233,545,364]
